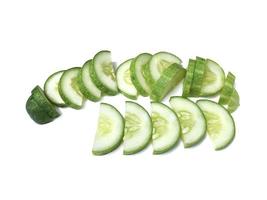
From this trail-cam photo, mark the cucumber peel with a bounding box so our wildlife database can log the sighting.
[227,89,240,113]
[190,57,206,96]
[219,72,235,105]
[182,59,196,97]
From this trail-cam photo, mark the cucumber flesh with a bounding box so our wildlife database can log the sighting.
[197,100,235,150]
[78,60,102,102]
[123,101,152,155]
[169,97,206,148]
[151,102,180,154]
[190,57,206,96]
[116,59,138,100]
[150,63,186,102]
[44,70,66,107]
[182,59,196,97]
[227,89,240,113]
[59,67,84,109]
[130,53,152,96]
[92,103,124,155]
[219,72,235,105]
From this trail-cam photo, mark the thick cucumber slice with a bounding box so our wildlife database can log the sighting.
[58,67,84,109]
[182,59,196,97]
[227,89,240,113]
[44,70,66,107]
[116,59,138,100]
[123,101,152,155]
[169,97,206,148]
[151,102,180,154]
[130,53,152,96]
[200,59,225,96]
[78,60,102,102]
[197,100,235,150]
[144,52,182,86]
[219,72,235,105]
[91,50,118,95]
[150,63,186,102]
[92,103,124,155]
[190,57,206,96]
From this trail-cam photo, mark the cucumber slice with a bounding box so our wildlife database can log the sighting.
[227,89,240,113]
[58,67,84,109]
[92,103,124,155]
[116,59,138,100]
[169,97,206,148]
[190,57,206,96]
[144,52,182,86]
[123,101,152,155]
[150,63,186,102]
[78,60,102,102]
[197,100,235,150]
[182,59,196,97]
[130,53,152,96]
[151,102,180,154]
[44,70,66,107]
[91,50,118,95]
[219,72,235,105]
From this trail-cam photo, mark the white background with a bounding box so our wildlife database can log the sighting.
[0,0,266,199]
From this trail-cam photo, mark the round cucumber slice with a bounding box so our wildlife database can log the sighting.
[169,97,206,148]
[130,53,152,96]
[92,103,124,155]
[116,59,138,100]
[227,89,240,113]
[182,59,196,97]
[151,102,180,154]
[44,70,66,107]
[150,63,186,102]
[190,57,206,96]
[58,67,84,109]
[197,100,235,150]
[219,72,235,105]
[91,50,118,95]
[78,59,102,102]
[123,101,152,155]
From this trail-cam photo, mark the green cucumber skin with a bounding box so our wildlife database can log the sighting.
[219,72,235,105]
[120,91,138,100]
[44,70,67,107]
[58,67,84,110]
[227,89,240,113]
[182,59,196,97]
[77,60,101,102]
[143,62,155,89]
[31,85,60,118]
[190,57,206,96]
[91,50,118,96]
[150,64,186,102]
[130,53,152,96]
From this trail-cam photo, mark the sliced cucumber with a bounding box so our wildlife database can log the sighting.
[144,52,182,86]
[150,63,186,102]
[92,103,124,155]
[116,59,138,100]
[44,70,66,107]
[58,67,84,109]
[123,101,152,155]
[197,100,235,150]
[227,89,240,113]
[130,53,152,96]
[190,57,206,96]
[182,59,196,97]
[219,72,235,105]
[169,97,206,148]
[151,102,180,154]
[91,50,118,95]
[78,59,102,102]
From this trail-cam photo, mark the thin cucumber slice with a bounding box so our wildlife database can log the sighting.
[58,67,84,109]
[130,53,152,96]
[150,63,186,102]
[44,70,66,107]
[91,50,118,95]
[190,57,206,96]
[116,59,138,100]
[227,89,240,113]
[151,102,180,154]
[144,52,182,86]
[219,72,235,105]
[92,103,124,155]
[123,101,152,155]
[182,59,196,97]
[169,97,206,148]
[78,60,102,102]
[197,100,235,150]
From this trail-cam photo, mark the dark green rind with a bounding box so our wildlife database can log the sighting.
[130,53,152,96]
[91,50,118,96]
[31,85,60,118]
[143,62,155,89]
[227,89,240,113]
[77,60,101,102]
[182,59,196,97]
[219,72,235,105]
[190,57,206,96]
[150,64,186,102]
